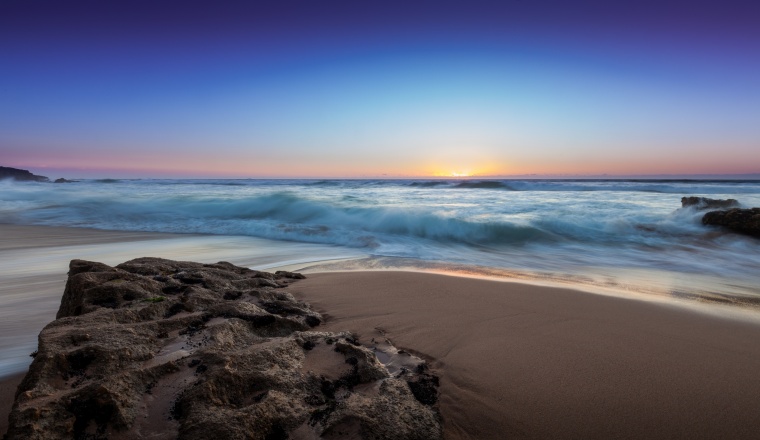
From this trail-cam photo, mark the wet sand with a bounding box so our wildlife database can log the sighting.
[291,271,760,440]
[0,225,181,252]
[0,374,23,437]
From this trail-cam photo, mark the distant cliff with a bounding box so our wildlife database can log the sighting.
[0,166,49,182]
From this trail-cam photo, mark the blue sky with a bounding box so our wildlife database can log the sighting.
[1,0,759,178]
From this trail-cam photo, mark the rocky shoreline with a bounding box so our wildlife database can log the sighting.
[681,196,760,238]
[4,258,441,440]
[701,208,760,238]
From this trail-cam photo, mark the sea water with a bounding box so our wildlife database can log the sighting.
[2,178,759,300]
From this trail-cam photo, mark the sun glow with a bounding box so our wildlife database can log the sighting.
[426,160,507,178]
[430,169,474,177]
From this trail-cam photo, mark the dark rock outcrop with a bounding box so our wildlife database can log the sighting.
[702,208,760,238]
[5,258,441,440]
[0,166,49,182]
[54,178,76,183]
[681,196,739,210]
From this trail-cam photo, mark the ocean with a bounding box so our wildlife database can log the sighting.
[2,178,760,301]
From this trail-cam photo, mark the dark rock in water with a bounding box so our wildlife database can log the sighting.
[0,166,49,182]
[5,258,441,440]
[702,208,760,238]
[681,196,739,210]
[54,178,76,183]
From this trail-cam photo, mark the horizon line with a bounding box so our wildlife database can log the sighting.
[6,163,760,180]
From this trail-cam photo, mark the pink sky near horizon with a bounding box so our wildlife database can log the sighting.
[5,144,759,179]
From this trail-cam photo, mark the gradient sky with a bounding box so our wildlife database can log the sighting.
[1,0,759,178]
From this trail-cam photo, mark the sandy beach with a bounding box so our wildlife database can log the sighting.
[292,271,760,440]
[3,225,760,439]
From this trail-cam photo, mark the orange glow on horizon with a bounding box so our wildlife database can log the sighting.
[15,160,760,179]
[8,143,760,179]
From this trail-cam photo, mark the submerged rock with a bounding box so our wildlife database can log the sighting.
[0,166,49,182]
[6,258,441,440]
[702,208,760,238]
[681,196,739,210]
[54,178,77,183]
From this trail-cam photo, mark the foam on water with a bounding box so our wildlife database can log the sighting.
[1,178,759,296]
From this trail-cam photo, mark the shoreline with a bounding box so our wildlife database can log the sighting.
[4,224,760,438]
[4,223,759,314]
[298,256,760,313]
[2,222,758,377]
[302,265,760,326]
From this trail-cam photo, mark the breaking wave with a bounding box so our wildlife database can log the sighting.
[453,181,514,189]
[1,178,759,280]
[408,181,449,187]
[0,190,560,249]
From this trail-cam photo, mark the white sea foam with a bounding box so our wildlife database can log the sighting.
[1,178,759,295]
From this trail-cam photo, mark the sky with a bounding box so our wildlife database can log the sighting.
[1,0,759,178]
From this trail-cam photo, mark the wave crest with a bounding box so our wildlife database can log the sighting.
[454,181,513,189]
[0,190,556,249]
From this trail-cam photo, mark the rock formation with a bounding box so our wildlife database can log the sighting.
[0,166,49,182]
[54,178,77,183]
[681,196,739,210]
[702,208,760,238]
[5,258,441,440]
